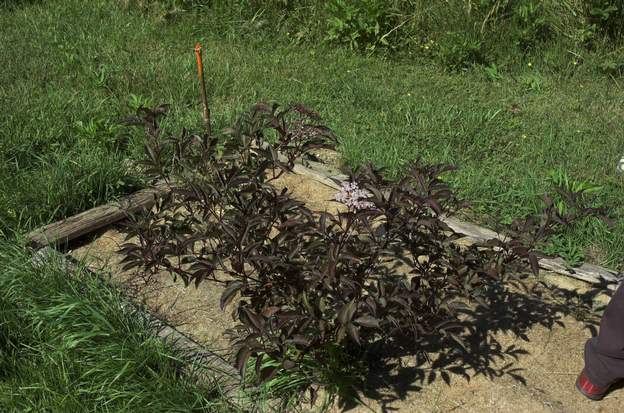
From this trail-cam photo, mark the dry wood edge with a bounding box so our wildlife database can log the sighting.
[27,181,171,249]
[29,246,276,412]
[25,155,341,249]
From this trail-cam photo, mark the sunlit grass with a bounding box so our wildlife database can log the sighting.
[0,242,232,412]
[1,1,622,258]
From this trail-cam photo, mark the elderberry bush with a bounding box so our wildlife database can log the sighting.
[119,102,611,405]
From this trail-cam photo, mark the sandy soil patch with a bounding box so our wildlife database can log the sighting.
[69,172,622,412]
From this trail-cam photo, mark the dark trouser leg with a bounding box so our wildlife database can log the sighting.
[584,282,624,387]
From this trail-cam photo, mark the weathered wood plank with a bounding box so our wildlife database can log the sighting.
[293,163,343,191]
[442,216,506,243]
[25,151,345,249]
[26,155,345,249]
[28,181,169,248]
[539,258,620,286]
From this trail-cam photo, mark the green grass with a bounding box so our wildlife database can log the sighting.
[0,0,623,409]
[0,242,232,412]
[2,0,623,268]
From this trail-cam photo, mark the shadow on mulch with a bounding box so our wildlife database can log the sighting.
[338,280,612,412]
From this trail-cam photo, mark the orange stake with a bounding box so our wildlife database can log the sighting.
[194,42,212,137]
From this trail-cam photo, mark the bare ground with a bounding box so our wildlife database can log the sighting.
[69,173,622,412]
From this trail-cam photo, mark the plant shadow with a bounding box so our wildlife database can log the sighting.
[344,278,612,412]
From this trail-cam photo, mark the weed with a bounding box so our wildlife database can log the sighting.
[483,63,503,82]
[599,58,624,77]
[520,72,543,93]
[514,1,552,50]
[128,93,155,112]
[585,0,624,40]
[547,168,603,215]
[436,32,487,71]
[543,234,585,267]
[324,0,399,51]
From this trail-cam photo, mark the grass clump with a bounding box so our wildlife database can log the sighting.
[0,242,229,412]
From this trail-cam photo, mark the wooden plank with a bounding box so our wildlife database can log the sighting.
[442,216,506,243]
[28,181,169,248]
[440,216,618,288]
[299,157,349,183]
[539,258,619,286]
[293,163,343,191]
[25,153,343,249]
[26,154,343,249]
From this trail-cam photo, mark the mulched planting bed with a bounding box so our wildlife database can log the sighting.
[66,170,622,412]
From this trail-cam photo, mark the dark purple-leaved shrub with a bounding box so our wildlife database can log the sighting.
[118,102,611,404]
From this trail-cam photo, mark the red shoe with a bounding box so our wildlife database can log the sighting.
[576,370,611,401]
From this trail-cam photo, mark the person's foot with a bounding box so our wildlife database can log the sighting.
[576,370,611,400]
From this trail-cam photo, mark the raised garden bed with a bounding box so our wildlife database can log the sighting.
[29,153,621,290]
[27,152,623,411]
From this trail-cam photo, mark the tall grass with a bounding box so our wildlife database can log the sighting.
[144,0,624,73]
[0,242,231,412]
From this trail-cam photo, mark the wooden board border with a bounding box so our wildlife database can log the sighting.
[28,157,622,288]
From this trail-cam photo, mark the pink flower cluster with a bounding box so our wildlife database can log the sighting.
[334,181,374,210]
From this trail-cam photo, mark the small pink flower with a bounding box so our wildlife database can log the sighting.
[335,182,374,210]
